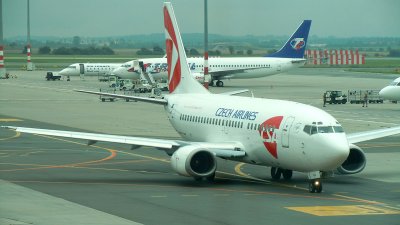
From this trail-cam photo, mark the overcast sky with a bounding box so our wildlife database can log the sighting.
[3,0,400,38]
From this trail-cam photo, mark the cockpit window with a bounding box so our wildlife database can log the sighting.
[303,125,344,135]
[333,126,344,133]
[68,66,76,69]
[318,126,334,133]
[389,81,399,86]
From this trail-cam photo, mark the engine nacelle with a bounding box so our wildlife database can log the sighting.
[336,144,366,174]
[170,145,217,178]
[191,72,205,83]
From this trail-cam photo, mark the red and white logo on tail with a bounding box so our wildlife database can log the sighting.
[163,3,209,95]
[164,5,181,93]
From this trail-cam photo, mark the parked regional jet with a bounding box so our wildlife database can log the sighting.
[59,63,122,78]
[3,3,400,193]
[112,20,311,87]
[379,77,400,101]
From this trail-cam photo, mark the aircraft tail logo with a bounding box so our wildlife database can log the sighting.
[164,5,181,93]
[290,38,305,50]
[163,2,209,94]
[265,20,311,59]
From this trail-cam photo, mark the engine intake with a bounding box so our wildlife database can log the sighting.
[336,144,366,174]
[171,145,217,178]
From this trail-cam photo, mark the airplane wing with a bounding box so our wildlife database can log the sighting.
[1,126,246,159]
[75,89,168,105]
[218,89,249,96]
[209,67,265,80]
[347,126,400,144]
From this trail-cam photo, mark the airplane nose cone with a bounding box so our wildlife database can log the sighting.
[379,87,388,98]
[59,69,68,76]
[319,135,349,170]
[379,88,384,96]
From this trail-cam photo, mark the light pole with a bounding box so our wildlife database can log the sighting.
[0,0,5,77]
[26,0,33,71]
[203,0,210,88]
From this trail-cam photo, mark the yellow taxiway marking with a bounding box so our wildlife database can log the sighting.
[0,131,21,141]
[286,205,400,216]
[0,118,22,122]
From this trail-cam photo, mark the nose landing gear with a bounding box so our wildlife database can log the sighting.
[307,171,322,193]
[308,179,322,193]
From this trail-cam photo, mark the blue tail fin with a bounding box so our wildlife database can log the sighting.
[265,20,311,59]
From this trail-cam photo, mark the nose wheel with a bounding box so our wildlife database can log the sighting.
[308,179,322,193]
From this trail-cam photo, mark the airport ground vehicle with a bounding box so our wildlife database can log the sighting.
[108,76,135,91]
[99,88,116,102]
[134,79,152,93]
[155,79,169,91]
[46,72,61,81]
[348,90,383,104]
[324,90,347,104]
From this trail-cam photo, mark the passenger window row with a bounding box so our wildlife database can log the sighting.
[179,114,263,130]
[194,64,271,68]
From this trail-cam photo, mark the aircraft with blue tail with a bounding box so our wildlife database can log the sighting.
[111,20,312,87]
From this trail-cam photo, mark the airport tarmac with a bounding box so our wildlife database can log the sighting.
[1,68,400,225]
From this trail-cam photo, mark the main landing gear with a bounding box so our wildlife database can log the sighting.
[208,79,224,87]
[270,167,293,180]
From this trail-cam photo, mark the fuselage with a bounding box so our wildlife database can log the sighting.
[164,93,350,172]
[59,63,122,77]
[112,57,302,80]
[379,77,400,101]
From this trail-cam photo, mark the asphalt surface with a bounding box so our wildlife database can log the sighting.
[0,68,400,225]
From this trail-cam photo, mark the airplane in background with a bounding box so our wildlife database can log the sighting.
[379,77,400,101]
[112,20,312,87]
[4,2,400,193]
[59,63,122,78]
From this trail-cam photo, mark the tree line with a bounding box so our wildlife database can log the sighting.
[35,46,115,55]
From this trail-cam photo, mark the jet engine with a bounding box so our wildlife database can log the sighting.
[191,72,205,84]
[336,144,366,174]
[170,145,217,178]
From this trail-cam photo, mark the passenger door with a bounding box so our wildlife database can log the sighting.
[281,116,295,148]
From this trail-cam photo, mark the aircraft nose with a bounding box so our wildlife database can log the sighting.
[59,68,69,76]
[319,135,349,169]
[379,87,389,98]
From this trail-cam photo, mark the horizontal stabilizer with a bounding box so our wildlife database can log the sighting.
[75,89,167,105]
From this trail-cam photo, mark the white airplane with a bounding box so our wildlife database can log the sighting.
[379,77,400,101]
[59,63,122,78]
[112,20,312,87]
[3,2,400,193]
